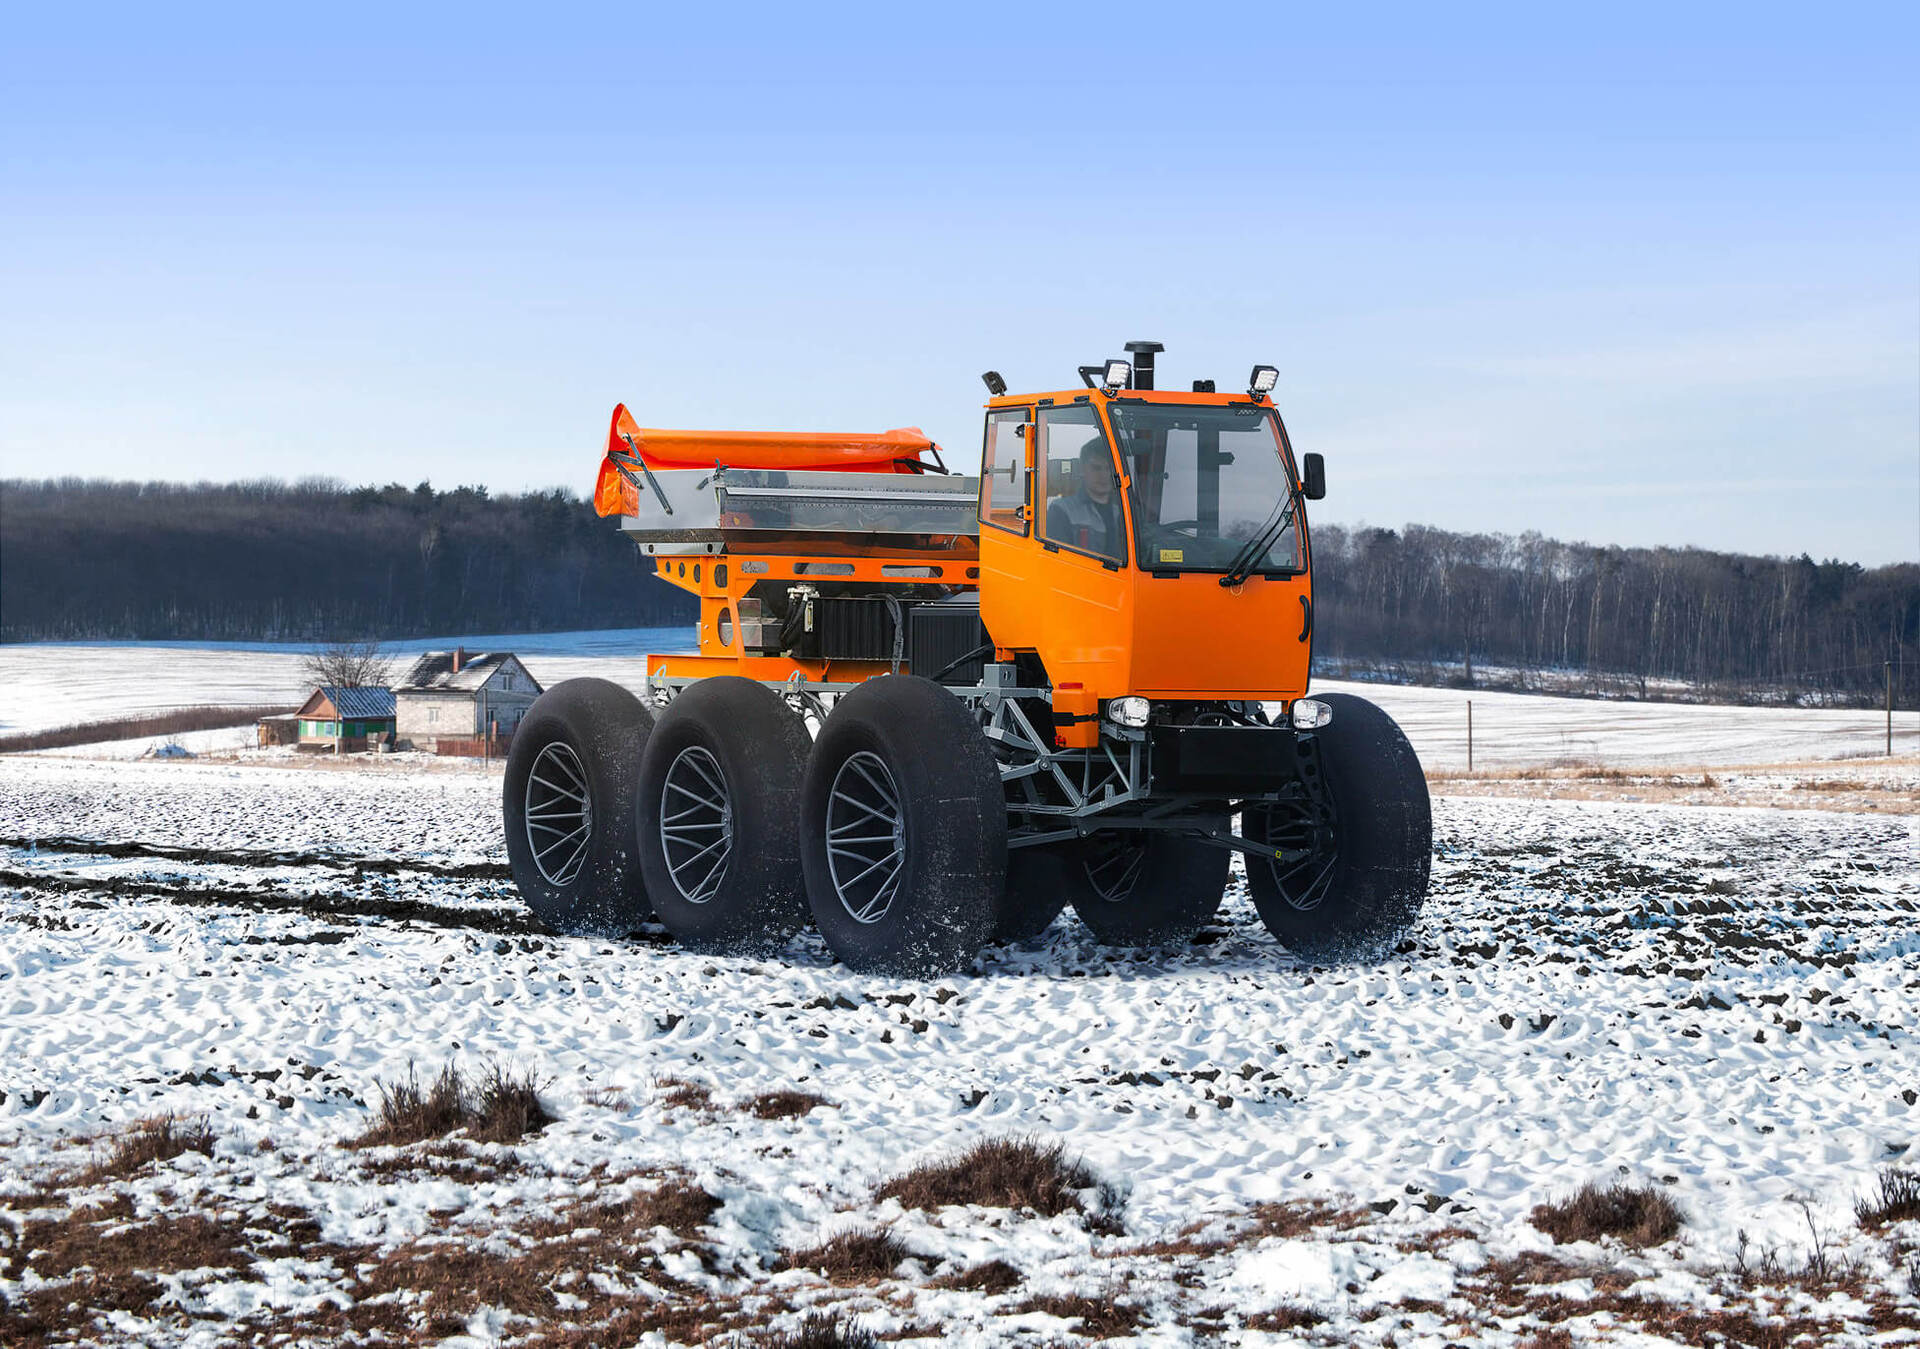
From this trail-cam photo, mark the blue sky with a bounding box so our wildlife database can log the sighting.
[3,4,1915,563]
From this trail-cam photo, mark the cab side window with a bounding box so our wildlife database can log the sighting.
[979,408,1031,535]
[1039,405,1125,563]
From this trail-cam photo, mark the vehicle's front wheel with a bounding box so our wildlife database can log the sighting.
[503,678,654,936]
[634,677,812,955]
[1069,826,1230,945]
[800,676,1005,976]
[1245,692,1430,962]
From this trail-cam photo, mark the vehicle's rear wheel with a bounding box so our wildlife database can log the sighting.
[994,843,1072,942]
[503,678,654,936]
[635,677,811,955]
[1070,826,1230,945]
[1245,692,1430,962]
[800,675,1005,976]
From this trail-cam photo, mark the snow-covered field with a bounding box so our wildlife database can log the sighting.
[2,753,1917,1345]
[4,629,1915,767]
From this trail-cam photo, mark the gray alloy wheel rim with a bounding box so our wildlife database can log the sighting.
[1256,801,1336,913]
[824,751,906,925]
[659,745,732,904]
[1083,835,1147,904]
[525,741,593,887]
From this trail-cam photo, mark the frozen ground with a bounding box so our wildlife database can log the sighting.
[3,629,1914,766]
[1,755,1916,1345]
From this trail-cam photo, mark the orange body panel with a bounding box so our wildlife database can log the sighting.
[595,403,938,517]
[977,387,1313,740]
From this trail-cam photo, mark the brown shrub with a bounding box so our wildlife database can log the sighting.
[744,1090,831,1120]
[757,1312,879,1349]
[471,1062,554,1143]
[1245,1304,1325,1332]
[1857,1168,1920,1229]
[874,1137,1114,1226]
[1012,1292,1143,1339]
[659,1077,716,1111]
[593,1177,722,1241]
[79,1115,216,1181]
[1531,1181,1683,1248]
[352,1060,551,1148]
[1519,1332,1574,1349]
[928,1259,1024,1294]
[783,1228,913,1284]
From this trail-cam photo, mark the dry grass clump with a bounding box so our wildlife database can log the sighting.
[874,1137,1116,1228]
[658,1076,716,1111]
[1531,1181,1684,1249]
[928,1259,1024,1294]
[743,1090,832,1120]
[78,1115,217,1181]
[1126,1197,1371,1258]
[1857,1168,1920,1229]
[1245,1304,1326,1332]
[0,1198,255,1340]
[1012,1292,1143,1339]
[782,1228,913,1284]
[753,1312,878,1349]
[351,1061,552,1148]
[613,1177,723,1240]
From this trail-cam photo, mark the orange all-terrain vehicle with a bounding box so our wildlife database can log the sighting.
[503,343,1431,974]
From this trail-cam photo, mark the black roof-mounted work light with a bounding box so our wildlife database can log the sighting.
[1102,359,1131,393]
[981,370,1007,396]
[1249,365,1279,396]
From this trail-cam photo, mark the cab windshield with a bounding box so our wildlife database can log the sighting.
[1107,401,1305,574]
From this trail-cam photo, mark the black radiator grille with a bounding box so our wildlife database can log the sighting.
[908,603,989,684]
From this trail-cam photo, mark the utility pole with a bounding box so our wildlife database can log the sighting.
[1467,699,1474,772]
[1889,661,1895,757]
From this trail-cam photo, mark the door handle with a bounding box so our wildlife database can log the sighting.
[1298,594,1312,643]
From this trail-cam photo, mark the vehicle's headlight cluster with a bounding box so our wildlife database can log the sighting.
[1290,698,1332,729]
[1105,696,1151,728]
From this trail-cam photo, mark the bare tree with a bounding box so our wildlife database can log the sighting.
[300,639,395,689]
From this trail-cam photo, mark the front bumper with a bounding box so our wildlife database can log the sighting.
[1148,723,1300,794]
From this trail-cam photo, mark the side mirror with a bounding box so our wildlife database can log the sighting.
[1301,452,1326,501]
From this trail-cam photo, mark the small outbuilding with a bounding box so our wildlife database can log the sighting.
[256,713,301,748]
[394,648,542,755]
[293,686,397,753]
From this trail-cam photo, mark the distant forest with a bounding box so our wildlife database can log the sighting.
[1308,524,1916,706]
[0,478,696,641]
[2,479,1914,707]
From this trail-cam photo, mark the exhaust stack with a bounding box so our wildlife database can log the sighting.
[1125,340,1165,392]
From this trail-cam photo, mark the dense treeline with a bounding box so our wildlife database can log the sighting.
[2,480,1913,707]
[0,478,695,641]
[1310,524,1918,706]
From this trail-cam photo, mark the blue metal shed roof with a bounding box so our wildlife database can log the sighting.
[319,686,396,719]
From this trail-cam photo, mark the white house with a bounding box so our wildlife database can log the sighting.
[393,649,542,752]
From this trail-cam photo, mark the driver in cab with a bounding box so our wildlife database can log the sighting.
[1047,438,1125,560]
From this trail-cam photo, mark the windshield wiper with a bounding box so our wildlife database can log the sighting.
[1218,496,1297,587]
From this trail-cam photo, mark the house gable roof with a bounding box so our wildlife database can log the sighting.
[297,686,397,720]
[394,651,540,695]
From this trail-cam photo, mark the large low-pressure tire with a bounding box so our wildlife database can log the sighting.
[635,677,812,955]
[503,678,654,937]
[1245,692,1431,962]
[1069,826,1231,945]
[800,675,1006,976]
[993,845,1072,943]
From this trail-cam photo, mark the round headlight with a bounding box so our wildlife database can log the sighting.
[1105,696,1151,728]
[1291,698,1332,730]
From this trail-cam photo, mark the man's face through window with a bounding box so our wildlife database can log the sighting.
[1080,443,1114,503]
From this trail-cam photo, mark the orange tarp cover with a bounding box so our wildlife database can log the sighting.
[594,403,938,517]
